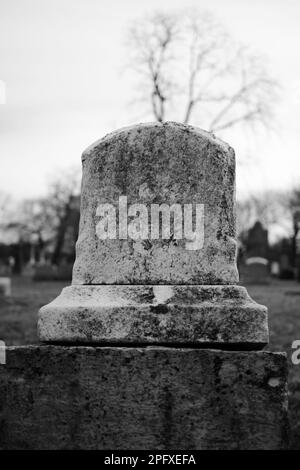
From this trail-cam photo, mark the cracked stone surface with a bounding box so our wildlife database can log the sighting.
[72,122,239,285]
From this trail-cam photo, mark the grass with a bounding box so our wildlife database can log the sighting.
[0,276,300,448]
[0,276,67,345]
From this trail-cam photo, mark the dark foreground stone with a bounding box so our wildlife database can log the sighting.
[0,346,288,450]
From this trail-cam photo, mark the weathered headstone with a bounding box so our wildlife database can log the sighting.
[0,261,11,297]
[0,123,288,449]
[0,261,11,277]
[38,123,268,347]
[243,257,269,285]
[240,221,270,285]
[246,221,269,259]
[0,276,11,297]
[73,124,237,286]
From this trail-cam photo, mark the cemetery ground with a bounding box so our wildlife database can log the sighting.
[0,276,299,449]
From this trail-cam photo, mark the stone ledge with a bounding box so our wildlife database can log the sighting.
[38,285,268,346]
[0,346,288,449]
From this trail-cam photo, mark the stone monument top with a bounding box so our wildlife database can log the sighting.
[73,122,238,285]
[38,122,268,347]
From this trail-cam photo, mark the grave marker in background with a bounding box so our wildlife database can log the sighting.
[240,221,270,285]
[0,260,11,297]
[0,277,11,297]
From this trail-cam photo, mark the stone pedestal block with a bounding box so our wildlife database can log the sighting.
[38,285,268,346]
[0,346,288,450]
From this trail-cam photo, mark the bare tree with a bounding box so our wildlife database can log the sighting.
[127,10,278,134]
[236,190,292,240]
[44,167,81,264]
[1,167,81,268]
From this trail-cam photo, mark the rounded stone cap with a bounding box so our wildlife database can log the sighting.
[81,122,233,161]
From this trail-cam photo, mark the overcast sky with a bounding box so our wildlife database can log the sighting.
[1,0,300,201]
